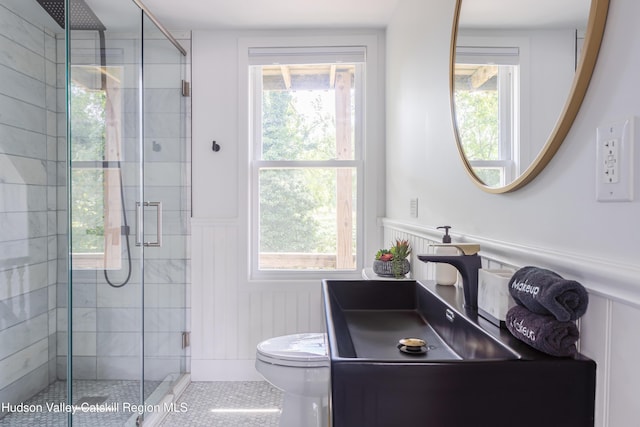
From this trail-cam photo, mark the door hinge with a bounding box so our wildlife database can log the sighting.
[181,80,190,97]
[182,331,191,349]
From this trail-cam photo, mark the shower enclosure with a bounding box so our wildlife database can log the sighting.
[0,0,191,425]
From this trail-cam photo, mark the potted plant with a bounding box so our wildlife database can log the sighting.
[373,239,412,279]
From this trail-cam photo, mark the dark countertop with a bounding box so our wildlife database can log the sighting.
[416,279,591,362]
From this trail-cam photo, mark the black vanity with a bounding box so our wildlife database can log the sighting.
[322,279,596,427]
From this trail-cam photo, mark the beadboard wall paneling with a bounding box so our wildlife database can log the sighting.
[190,219,325,381]
[191,220,239,361]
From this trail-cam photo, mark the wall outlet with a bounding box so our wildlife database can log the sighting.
[596,118,634,202]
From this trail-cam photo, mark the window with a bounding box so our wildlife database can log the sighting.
[454,46,520,187]
[70,65,123,269]
[249,47,364,274]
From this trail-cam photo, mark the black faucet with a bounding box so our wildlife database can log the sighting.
[417,253,482,310]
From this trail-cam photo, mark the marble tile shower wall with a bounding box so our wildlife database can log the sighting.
[1,5,191,413]
[0,3,61,411]
[54,33,192,383]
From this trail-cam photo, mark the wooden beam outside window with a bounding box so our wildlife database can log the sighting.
[470,65,498,90]
[335,70,354,269]
[280,65,292,90]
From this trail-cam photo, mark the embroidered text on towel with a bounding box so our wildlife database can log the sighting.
[511,280,540,297]
[510,317,536,341]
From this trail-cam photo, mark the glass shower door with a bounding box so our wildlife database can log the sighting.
[67,1,189,425]
[139,11,189,408]
[68,1,146,424]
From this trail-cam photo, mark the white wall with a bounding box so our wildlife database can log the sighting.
[190,29,385,380]
[386,0,640,268]
[188,0,640,423]
[386,0,640,426]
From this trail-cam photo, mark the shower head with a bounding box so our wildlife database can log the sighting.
[35,0,106,31]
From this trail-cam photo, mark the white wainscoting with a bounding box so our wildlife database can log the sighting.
[190,219,325,381]
[382,218,640,427]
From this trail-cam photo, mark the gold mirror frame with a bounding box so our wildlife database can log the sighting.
[450,0,610,193]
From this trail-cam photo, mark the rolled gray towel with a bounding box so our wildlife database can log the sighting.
[508,266,589,321]
[506,305,579,357]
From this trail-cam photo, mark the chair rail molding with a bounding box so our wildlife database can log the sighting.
[381,218,640,309]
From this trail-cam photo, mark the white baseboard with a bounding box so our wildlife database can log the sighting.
[191,359,263,381]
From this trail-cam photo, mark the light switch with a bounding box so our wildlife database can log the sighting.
[409,198,418,217]
[596,118,634,202]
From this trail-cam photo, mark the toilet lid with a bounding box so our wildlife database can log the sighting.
[257,333,329,367]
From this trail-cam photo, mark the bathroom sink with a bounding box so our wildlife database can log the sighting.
[322,279,596,427]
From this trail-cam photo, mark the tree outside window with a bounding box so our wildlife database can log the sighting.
[252,61,361,272]
[70,66,123,269]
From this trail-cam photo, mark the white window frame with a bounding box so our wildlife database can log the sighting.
[456,48,519,185]
[249,48,364,279]
[238,34,382,282]
[455,35,531,183]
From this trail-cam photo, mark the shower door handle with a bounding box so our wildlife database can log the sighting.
[135,201,163,247]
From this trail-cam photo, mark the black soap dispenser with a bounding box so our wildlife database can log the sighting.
[435,226,457,285]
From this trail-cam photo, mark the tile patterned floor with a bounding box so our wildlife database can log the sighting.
[0,380,160,427]
[159,382,283,427]
[1,381,282,427]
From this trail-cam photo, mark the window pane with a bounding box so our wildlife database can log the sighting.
[472,167,503,188]
[71,168,105,254]
[454,64,500,161]
[70,66,123,269]
[455,62,518,186]
[258,167,357,270]
[260,65,356,161]
[70,77,106,162]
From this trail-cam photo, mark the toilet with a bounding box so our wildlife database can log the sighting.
[255,333,330,427]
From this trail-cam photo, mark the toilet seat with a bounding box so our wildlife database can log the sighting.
[256,333,329,368]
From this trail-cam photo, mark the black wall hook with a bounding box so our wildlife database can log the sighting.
[212,141,221,152]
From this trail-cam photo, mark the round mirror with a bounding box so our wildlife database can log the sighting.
[450,0,609,193]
